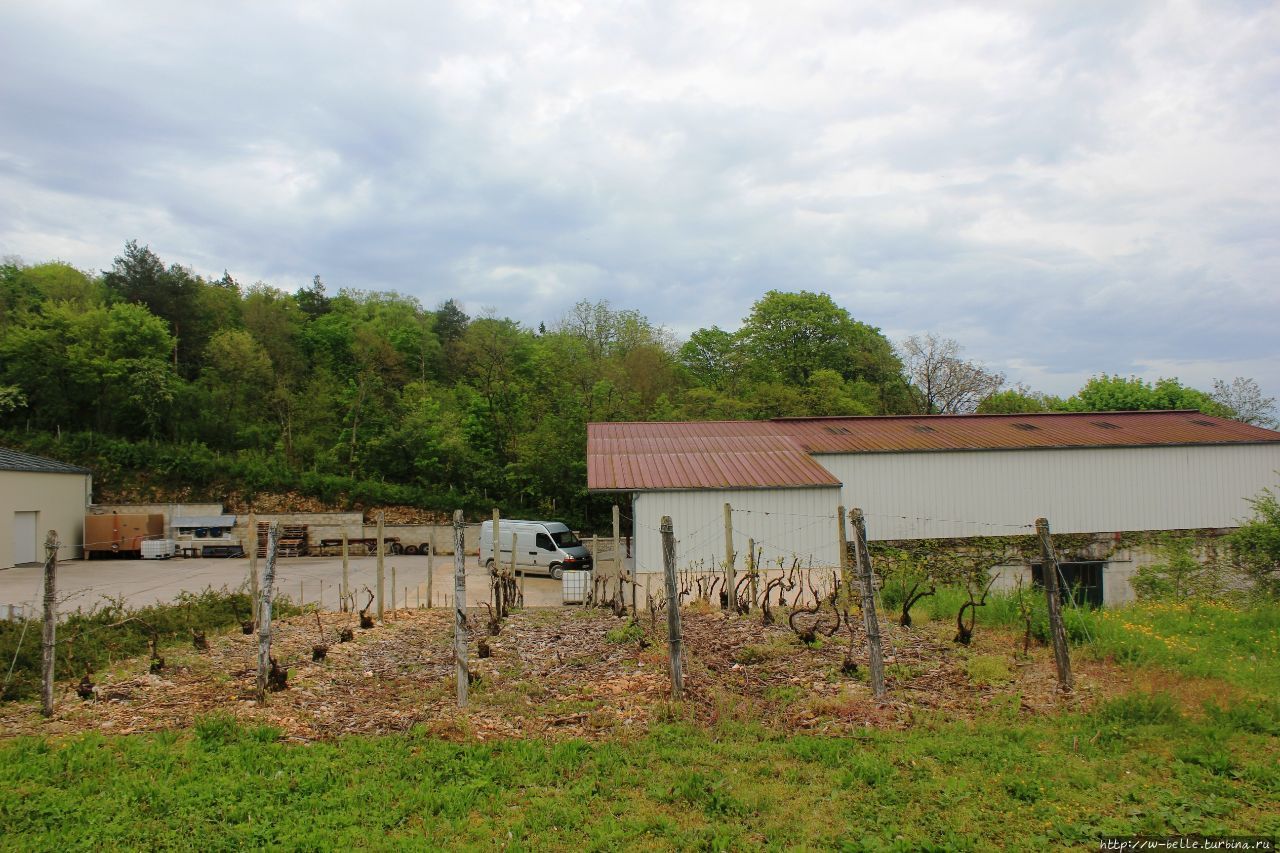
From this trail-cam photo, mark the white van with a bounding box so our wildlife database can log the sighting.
[479,520,593,580]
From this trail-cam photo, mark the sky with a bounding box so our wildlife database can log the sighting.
[1,0,1278,400]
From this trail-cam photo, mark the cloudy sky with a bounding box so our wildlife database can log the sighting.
[2,1,1277,399]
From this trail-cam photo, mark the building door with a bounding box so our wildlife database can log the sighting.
[13,511,38,565]
[1032,561,1105,608]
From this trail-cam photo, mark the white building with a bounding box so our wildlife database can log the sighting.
[587,411,1280,604]
[1,447,92,568]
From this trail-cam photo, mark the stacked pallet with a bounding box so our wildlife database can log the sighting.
[279,524,308,557]
[256,522,309,557]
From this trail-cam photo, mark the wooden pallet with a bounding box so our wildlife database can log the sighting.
[256,522,308,557]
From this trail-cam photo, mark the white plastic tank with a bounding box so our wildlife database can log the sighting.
[141,539,175,559]
[561,570,591,604]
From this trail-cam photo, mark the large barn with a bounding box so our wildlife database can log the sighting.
[586,411,1280,604]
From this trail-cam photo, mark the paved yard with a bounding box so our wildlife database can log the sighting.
[0,553,588,617]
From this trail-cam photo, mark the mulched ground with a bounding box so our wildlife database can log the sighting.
[0,604,1143,742]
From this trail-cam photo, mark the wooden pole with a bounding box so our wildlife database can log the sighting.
[40,530,58,717]
[509,529,517,612]
[612,505,621,610]
[453,510,468,708]
[426,529,434,609]
[660,516,683,699]
[747,537,757,611]
[590,534,598,604]
[723,502,735,611]
[247,512,259,624]
[837,506,853,609]
[256,524,279,705]
[492,508,502,616]
[1036,518,1074,692]
[851,509,887,699]
[376,512,386,621]
[299,579,304,607]
[391,566,397,613]
[341,531,349,612]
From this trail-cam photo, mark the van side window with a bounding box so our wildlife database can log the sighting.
[536,533,555,551]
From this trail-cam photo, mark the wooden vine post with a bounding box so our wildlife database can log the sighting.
[426,528,434,608]
[247,512,259,623]
[660,516,684,699]
[341,531,350,612]
[375,512,385,621]
[722,502,735,611]
[491,508,502,616]
[255,523,279,705]
[453,510,468,708]
[1036,518,1073,692]
[40,530,58,717]
[851,509,887,698]
[612,505,622,610]
[747,536,758,609]
[837,506,853,609]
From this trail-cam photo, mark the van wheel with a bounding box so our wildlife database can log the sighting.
[550,563,563,580]
[485,559,495,572]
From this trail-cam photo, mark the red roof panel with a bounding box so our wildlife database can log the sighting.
[587,421,841,491]
[588,411,1280,492]
[774,410,1280,453]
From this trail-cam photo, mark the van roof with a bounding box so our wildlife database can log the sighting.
[483,519,570,531]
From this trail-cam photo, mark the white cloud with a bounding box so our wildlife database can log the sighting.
[0,0,1277,400]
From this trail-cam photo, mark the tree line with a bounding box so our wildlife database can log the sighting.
[0,241,1273,527]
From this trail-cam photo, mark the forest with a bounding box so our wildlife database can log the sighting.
[0,241,1272,527]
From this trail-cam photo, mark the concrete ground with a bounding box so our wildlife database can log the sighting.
[0,554,593,618]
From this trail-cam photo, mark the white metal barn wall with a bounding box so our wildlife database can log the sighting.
[632,486,842,575]
[818,444,1280,541]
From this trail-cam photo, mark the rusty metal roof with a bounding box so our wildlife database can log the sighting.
[773,410,1280,454]
[588,411,1280,491]
[587,421,840,491]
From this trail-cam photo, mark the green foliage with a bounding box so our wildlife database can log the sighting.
[1227,487,1280,598]
[1132,539,1227,602]
[604,621,645,644]
[0,588,300,701]
[1058,374,1230,417]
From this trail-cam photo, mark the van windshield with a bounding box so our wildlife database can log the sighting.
[552,530,582,548]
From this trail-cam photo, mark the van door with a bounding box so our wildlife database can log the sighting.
[534,530,558,573]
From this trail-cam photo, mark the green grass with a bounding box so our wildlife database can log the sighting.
[1,702,1276,851]
[916,589,1280,693]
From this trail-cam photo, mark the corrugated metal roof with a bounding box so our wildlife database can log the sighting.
[588,411,1280,492]
[0,447,91,475]
[587,421,841,490]
[774,411,1280,453]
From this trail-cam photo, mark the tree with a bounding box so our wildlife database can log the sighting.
[977,384,1056,414]
[901,333,1005,414]
[678,326,742,391]
[1211,377,1277,429]
[1228,488,1280,598]
[1060,375,1229,417]
[737,290,905,398]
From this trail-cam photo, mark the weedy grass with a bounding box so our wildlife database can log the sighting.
[917,590,1280,694]
[1,698,1277,850]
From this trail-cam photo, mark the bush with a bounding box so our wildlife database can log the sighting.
[1228,487,1280,598]
[0,587,301,701]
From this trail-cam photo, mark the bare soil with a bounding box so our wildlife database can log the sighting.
[0,606,1170,742]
